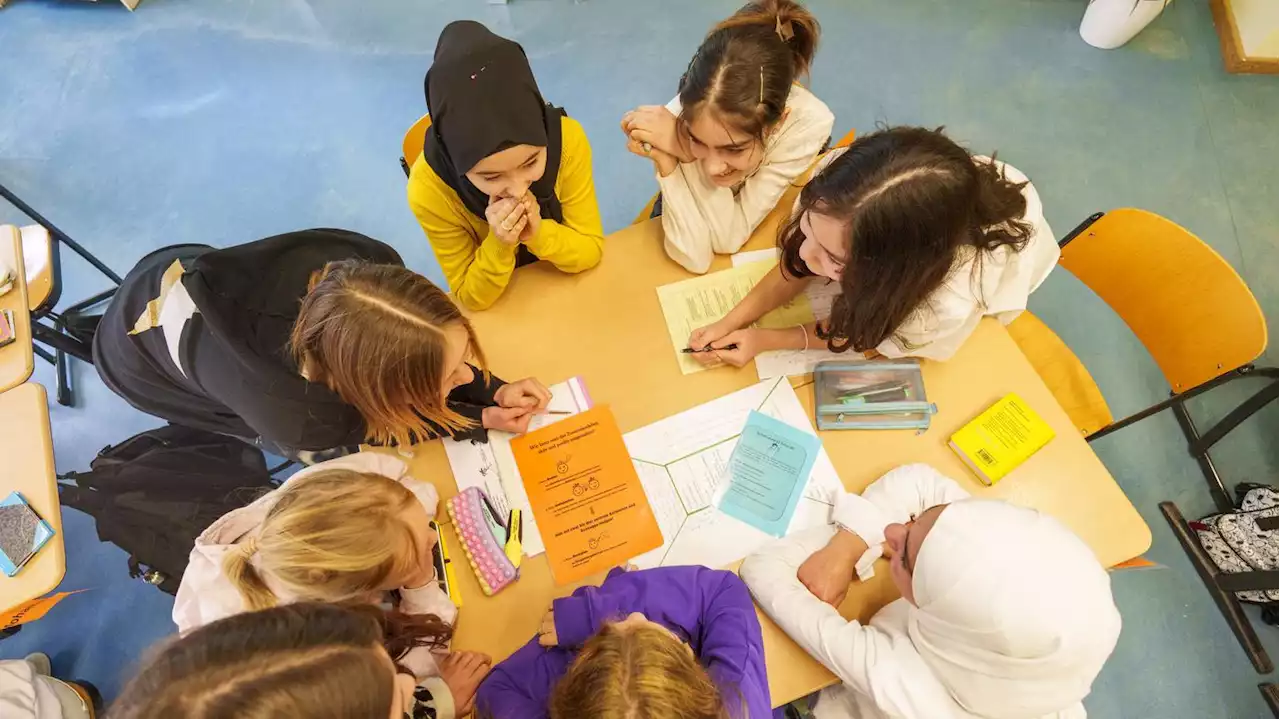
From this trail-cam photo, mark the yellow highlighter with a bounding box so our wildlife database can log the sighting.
[504,510,524,570]
[430,520,464,607]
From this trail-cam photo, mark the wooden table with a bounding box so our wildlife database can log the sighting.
[0,226,33,393]
[402,190,1152,706]
[0,383,66,612]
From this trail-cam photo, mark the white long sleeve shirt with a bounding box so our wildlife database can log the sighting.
[871,157,1059,361]
[659,85,834,274]
[739,465,1088,719]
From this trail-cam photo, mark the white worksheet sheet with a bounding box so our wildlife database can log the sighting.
[442,376,593,557]
[624,377,841,569]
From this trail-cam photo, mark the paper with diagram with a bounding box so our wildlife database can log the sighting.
[442,376,593,557]
[512,407,663,585]
[624,377,841,570]
[657,260,816,375]
[731,250,845,379]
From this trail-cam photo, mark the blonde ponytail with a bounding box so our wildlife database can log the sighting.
[221,469,425,610]
[222,537,280,611]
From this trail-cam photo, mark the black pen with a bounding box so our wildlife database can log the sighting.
[681,344,739,353]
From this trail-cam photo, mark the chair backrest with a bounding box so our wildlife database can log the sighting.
[1058,208,1267,393]
[832,128,856,150]
[400,113,433,175]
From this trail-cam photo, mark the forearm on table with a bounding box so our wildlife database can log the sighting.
[755,323,822,352]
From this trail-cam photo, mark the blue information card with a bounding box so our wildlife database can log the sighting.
[719,411,820,537]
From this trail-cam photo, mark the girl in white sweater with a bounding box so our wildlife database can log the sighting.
[172,453,489,719]
[621,0,835,274]
[689,126,1060,365]
[741,464,1122,719]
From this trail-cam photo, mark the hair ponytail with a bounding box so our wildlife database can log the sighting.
[970,152,1032,252]
[712,0,819,78]
[222,539,281,612]
[679,0,822,142]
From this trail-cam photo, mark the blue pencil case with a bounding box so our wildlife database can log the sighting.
[0,491,55,577]
[814,359,937,431]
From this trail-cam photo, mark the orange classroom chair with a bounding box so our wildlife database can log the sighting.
[400,113,433,178]
[1008,208,1278,671]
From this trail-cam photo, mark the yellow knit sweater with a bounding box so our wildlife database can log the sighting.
[407,116,604,310]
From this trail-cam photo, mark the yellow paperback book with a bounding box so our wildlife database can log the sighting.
[949,393,1055,485]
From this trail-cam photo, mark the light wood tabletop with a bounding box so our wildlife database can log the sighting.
[400,188,1152,707]
[0,382,66,613]
[0,225,34,394]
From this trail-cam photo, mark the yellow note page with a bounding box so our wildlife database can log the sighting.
[657,260,815,374]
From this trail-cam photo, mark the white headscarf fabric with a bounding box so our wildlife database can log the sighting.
[907,499,1121,718]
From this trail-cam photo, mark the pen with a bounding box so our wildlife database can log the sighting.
[545,410,572,415]
[681,344,740,353]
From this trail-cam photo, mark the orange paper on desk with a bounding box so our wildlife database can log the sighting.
[512,406,661,584]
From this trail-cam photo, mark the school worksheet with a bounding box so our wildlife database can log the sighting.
[624,377,842,570]
[442,376,594,557]
[657,260,816,375]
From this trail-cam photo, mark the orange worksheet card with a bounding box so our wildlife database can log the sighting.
[512,406,662,585]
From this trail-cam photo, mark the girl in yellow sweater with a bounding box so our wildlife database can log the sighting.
[408,21,605,311]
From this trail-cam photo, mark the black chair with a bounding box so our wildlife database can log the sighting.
[1,181,121,406]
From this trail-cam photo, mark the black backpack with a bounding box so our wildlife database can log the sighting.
[59,424,277,594]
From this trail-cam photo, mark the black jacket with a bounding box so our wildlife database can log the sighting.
[94,229,501,452]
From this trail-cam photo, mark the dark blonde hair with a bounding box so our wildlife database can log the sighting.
[678,0,821,143]
[109,603,401,719]
[221,469,448,654]
[290,260,486,446]
[550,621,732,719]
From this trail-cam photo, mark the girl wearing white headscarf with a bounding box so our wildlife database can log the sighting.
[740,464,1122,719]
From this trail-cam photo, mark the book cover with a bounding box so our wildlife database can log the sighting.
[0,492,55,577]
[949,393,1055,485]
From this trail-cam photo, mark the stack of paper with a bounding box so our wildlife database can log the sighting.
[625,377,841,570]
[442,376,593,556]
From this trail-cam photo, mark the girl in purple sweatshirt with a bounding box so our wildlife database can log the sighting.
[475,565,772,719]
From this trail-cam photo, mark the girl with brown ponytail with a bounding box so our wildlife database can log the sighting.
[688,126,1060,366]
[621,0,834,274]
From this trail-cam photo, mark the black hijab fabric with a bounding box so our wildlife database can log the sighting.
[423,21,566,225]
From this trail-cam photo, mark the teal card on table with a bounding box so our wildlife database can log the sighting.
[720,411,820,536]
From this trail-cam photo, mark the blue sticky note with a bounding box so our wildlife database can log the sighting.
[719,411,820,537]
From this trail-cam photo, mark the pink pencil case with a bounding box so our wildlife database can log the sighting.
[446,487,518,596]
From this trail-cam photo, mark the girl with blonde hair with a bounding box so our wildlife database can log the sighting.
[94,229,551,459]
[476,565,769,719]
[111,603,491,719]
[172,453,490,718]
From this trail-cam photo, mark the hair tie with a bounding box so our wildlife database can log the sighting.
[775,16,795,42]
[759,66,765,103]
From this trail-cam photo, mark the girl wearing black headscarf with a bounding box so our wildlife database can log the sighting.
[407,20,605,311]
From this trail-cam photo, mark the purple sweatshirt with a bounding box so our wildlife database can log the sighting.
[475,566,772,719]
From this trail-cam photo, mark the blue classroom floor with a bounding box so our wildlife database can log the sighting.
[0,0,1276,715]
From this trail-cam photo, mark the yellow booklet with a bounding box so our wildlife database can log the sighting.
[949,393,1055,485]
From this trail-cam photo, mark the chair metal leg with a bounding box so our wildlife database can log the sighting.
[1189,378,1279,456]
[0,181,123,285]
[31,321,92,364]
[1172,400,1233,512]
[34,345,57,366]
[63,287,117,315]
[1087,366,1261,442]
[54,347,73,407]
[1160,501,1274,674]
[1262,684,1278,718]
